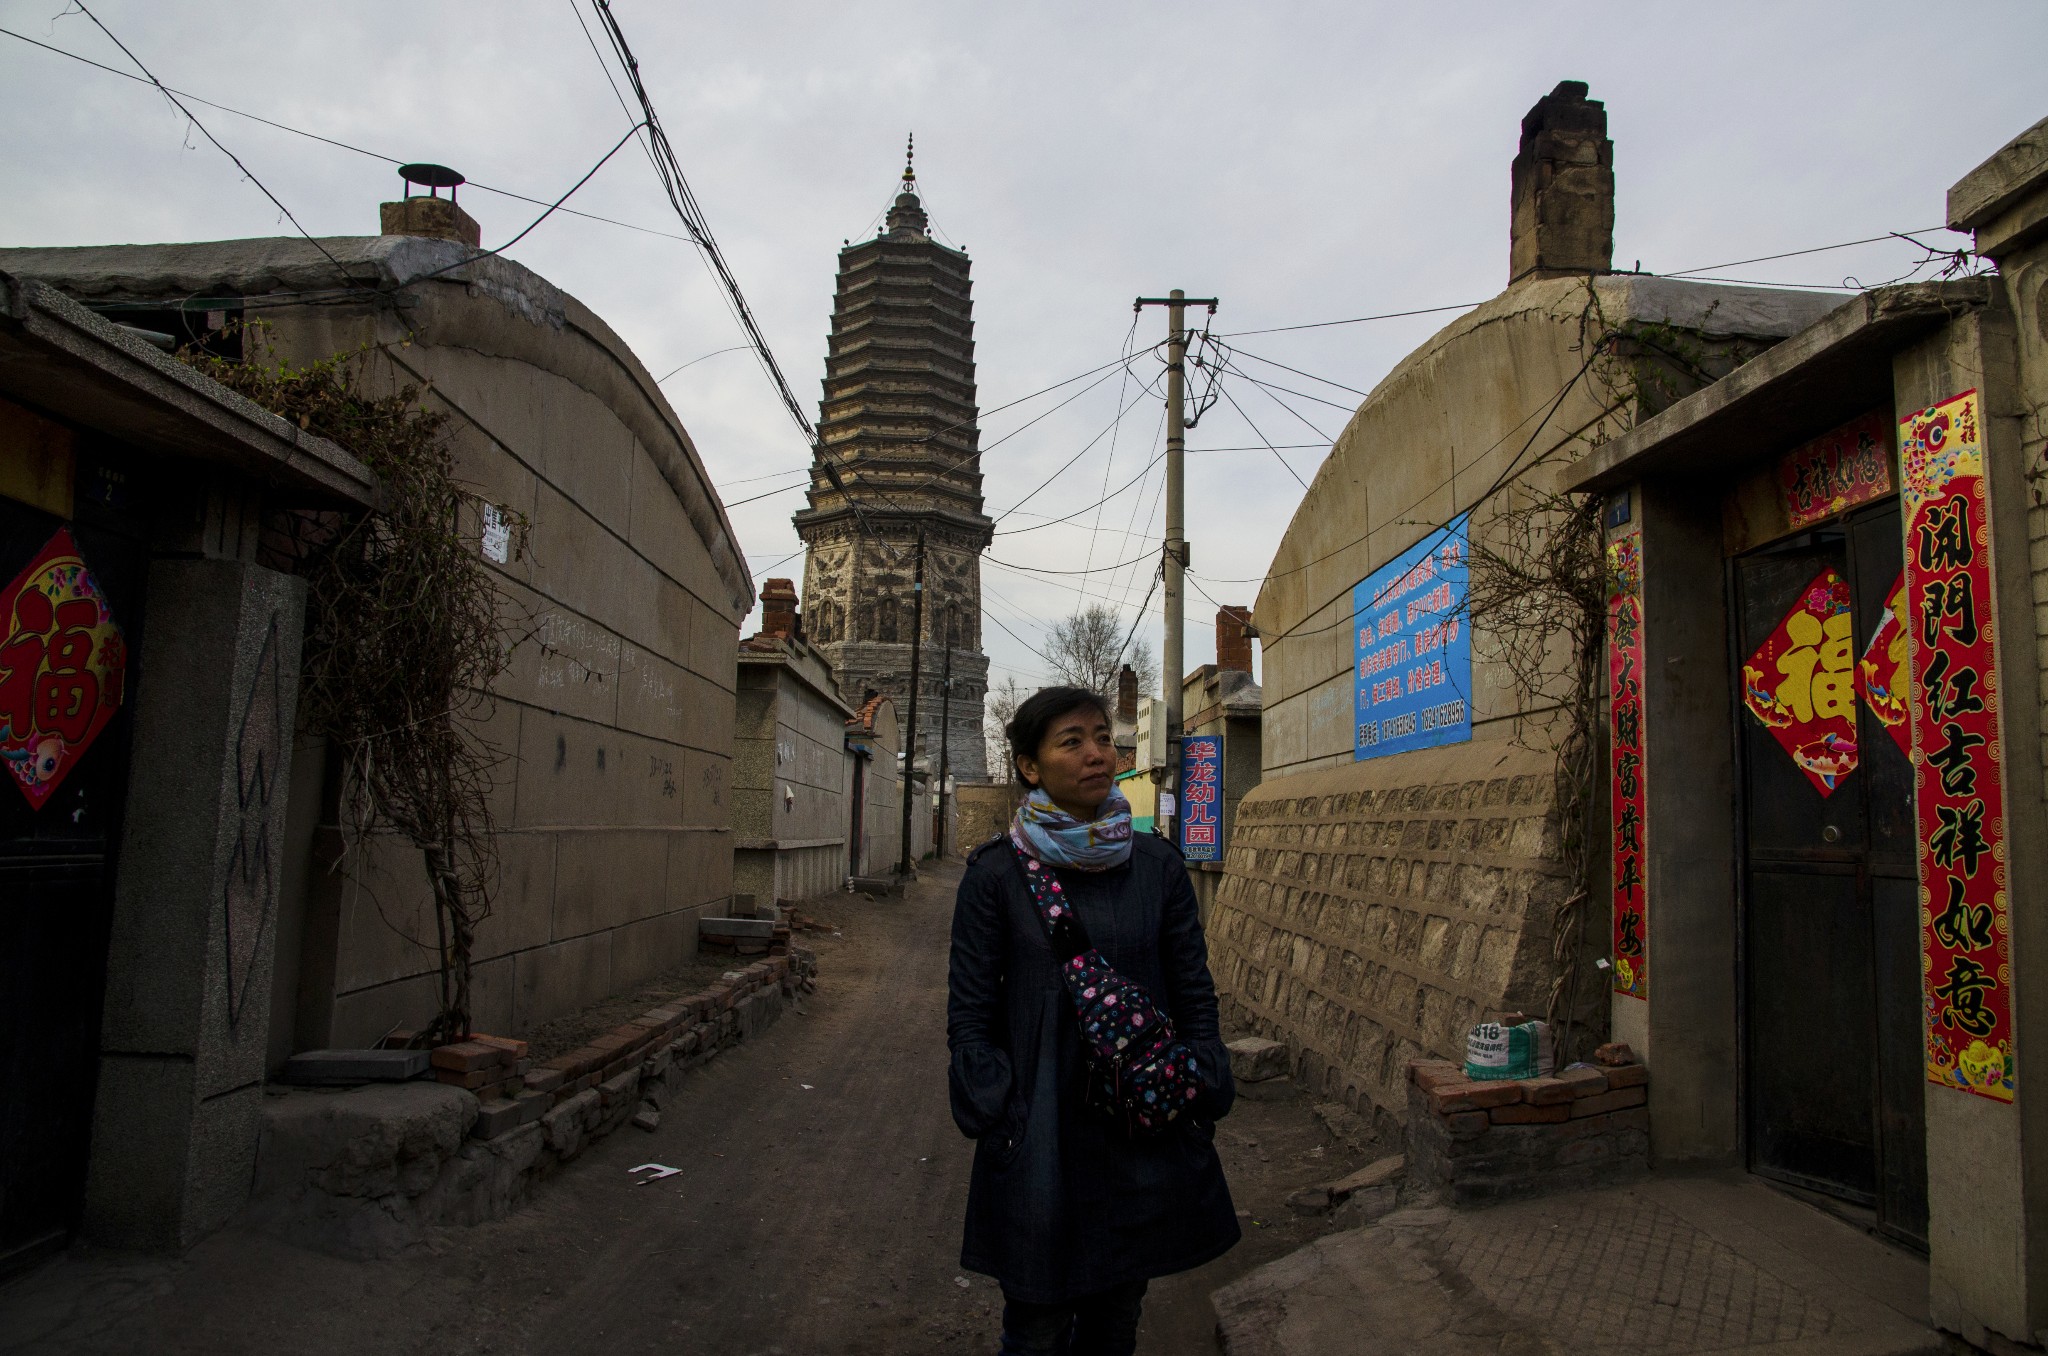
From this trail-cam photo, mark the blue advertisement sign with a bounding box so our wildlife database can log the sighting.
[1179,734,1223,862]
[1353,516,1472,760]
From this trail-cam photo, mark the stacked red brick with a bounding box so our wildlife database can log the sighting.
[429,1034,529,1098]
[1404,1042,1647,1205]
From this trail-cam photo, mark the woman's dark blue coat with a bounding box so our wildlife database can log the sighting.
[946,832,1240,1304]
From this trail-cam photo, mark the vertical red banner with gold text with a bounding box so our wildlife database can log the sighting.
[1901,390,2013,1102]
[1608,526,1647,1001]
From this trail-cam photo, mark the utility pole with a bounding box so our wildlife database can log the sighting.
[898,527,927,878]
[1134,289,1217,849]
[936,612,953,858]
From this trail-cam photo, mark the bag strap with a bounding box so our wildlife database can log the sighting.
[1009,838,1091,964]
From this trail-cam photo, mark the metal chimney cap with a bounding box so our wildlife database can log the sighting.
[398,163,466,195]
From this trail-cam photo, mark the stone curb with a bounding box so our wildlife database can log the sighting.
[246,944,819,1258]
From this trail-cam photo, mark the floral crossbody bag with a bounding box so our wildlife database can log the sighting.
[1012,844,1204,1135]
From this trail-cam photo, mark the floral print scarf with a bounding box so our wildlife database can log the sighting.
[1009,786,1133,871]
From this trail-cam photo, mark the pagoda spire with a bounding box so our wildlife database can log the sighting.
[886,132,929,237]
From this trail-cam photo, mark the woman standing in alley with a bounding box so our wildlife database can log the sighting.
[947,685,1240,1355]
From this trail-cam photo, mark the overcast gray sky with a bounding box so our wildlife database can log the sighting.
[4,2,2043,697]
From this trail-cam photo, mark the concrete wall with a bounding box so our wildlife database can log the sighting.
[0,237,756,1049]
[87,556,307,1249]
[1991,201,2048,1355]
[1899,291,2044,1347]
[853,700,904,876]
[1215,274,1835,1119]
[1254,276,1836,780]
[733,644,855,905]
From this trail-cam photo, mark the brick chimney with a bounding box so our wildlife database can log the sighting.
[760,578,801,639]
[1216,605,1255,674]
[1117,665,1138,725]
[1509,81,1614,285]
[380,163,482,248]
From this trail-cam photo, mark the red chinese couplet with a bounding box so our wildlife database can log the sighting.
[0,526,127,810]
[1607,527,1646,1001]
[1778,408,1894,529]
[1901,390,2013,1102]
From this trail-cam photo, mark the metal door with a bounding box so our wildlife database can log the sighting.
[0,480,146,1275]
[1733,501,1926,1247]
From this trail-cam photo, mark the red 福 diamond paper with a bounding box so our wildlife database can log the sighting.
[1856,572,1912,756]
[0,527,127,810]
[1740,567,1858,795]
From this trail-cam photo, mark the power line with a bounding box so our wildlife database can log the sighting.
[1185,349,1607,588]
[1258,342,1615,647]
[580,1,916,572]
[1080,312,1143,590]
[716,466,811,490]
[992,450,1166,537]
[1218,362,1333,443]
[656,345,754,383]
[1223,346,1373,398]
[1214,381,1308,489]
[1211,363,1355,414]
[1220,301,1486,339]
[0,23,701,247]
[989,367,1164,525]
[71,4,361,287]
[1211,228,1958,339]
[984,546,1159,577]
[1657,227,1951,279]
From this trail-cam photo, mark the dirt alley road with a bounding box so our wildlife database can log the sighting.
[0,859,1370,1356]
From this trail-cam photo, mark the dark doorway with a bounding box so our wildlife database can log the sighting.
[1732,500,1927,1248]
[847,755,866,877]
[0,470,147,1275]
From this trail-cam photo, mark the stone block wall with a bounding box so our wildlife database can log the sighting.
[955,781,1025,855]
[1206,739,1590,1143]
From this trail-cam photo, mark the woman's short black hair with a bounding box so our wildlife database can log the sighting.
[1005,685,1113,788]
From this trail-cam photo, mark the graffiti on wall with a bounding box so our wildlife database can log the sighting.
[1901,390,2013,1103]
[1606,526,1647,1001]
[0,526,125,810]
[224,616,285,1026]
[1777,409,1895,529]
[1740,568,1860,795]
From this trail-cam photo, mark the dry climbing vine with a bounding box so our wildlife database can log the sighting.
[1465,486,1608,1062]
[183,331,517,1043]
[1461,280,1784,1060]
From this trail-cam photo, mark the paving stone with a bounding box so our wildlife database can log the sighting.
[1324,1154,1404,1200]
[278,1049,428,1085]
[1227,1036,1291,1082]
[1236,1074,1301,1102]
[700,916,775,940]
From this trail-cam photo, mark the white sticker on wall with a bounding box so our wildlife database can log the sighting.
[481,504,511,564]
